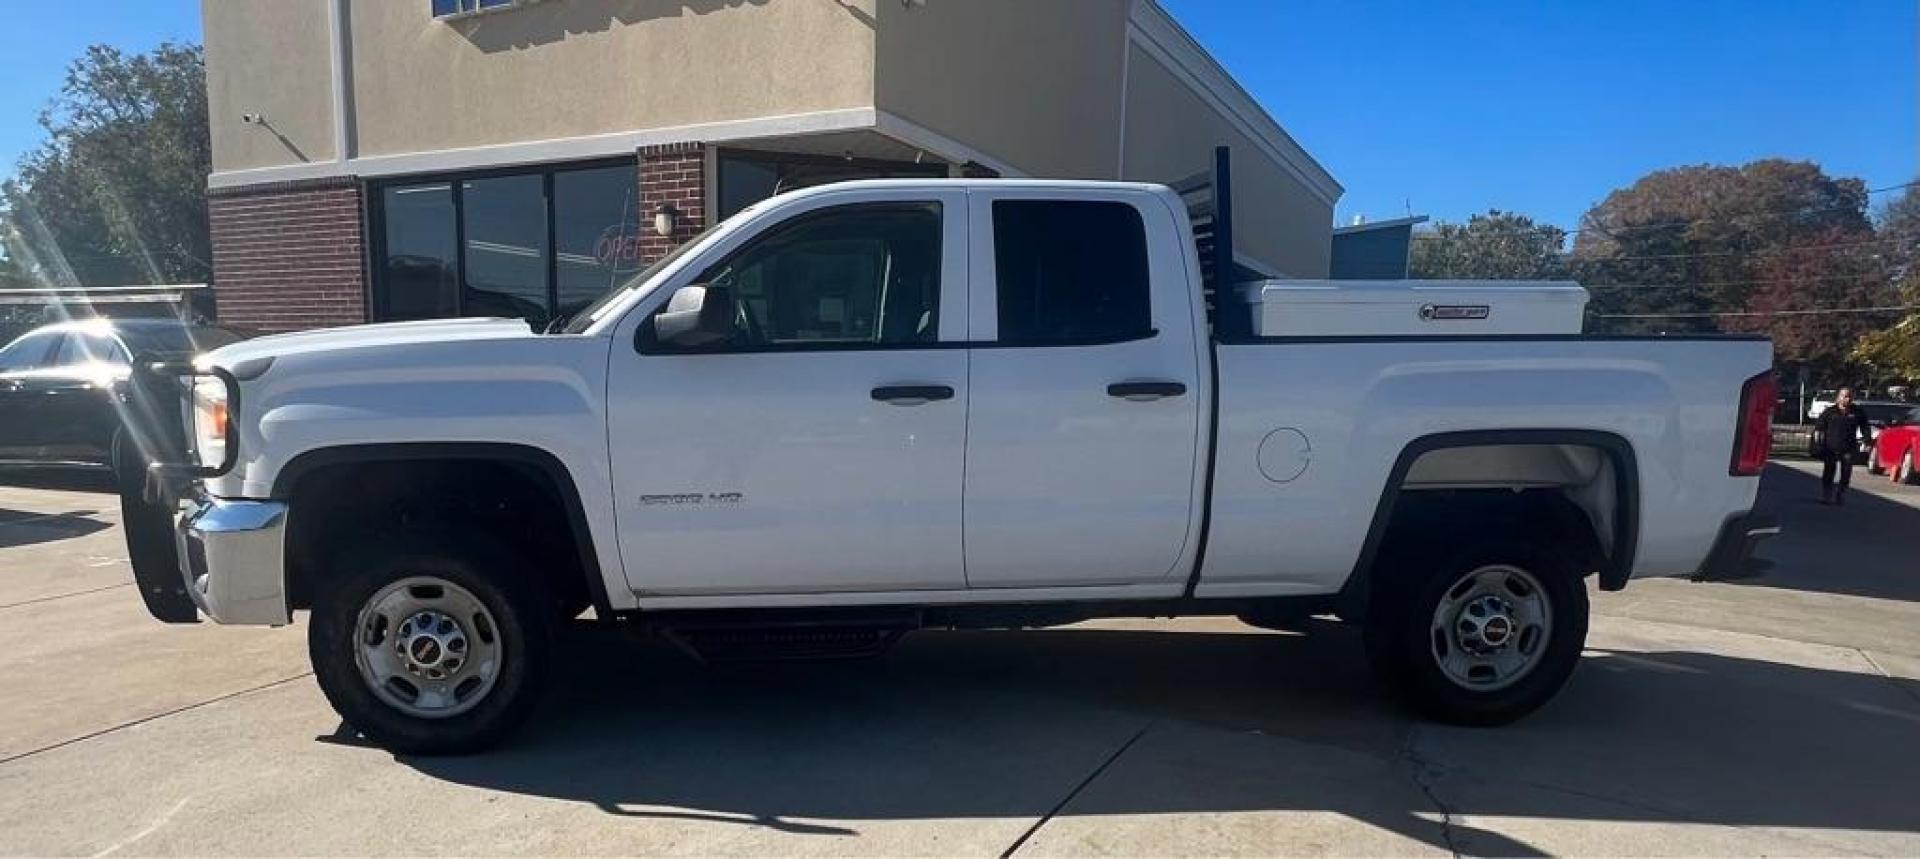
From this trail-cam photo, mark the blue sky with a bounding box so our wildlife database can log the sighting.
[0,0,200,170]
[1,1,1912,232]
[1161,0,1916,229]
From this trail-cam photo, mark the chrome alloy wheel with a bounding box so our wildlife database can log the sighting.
[1429,564,1553,692]
[1900,451,1914,485]
[353,576,503,719]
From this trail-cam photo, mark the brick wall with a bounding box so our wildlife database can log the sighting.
[208,177,367,333]
[637,143,707,264]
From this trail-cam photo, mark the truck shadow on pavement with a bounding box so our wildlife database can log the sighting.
[0,467,115,494]
[399,621,1920,855]
[0,509,110,548]
[1741,463,1920,602]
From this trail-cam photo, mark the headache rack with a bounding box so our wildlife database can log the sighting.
[1169,145,1246,341]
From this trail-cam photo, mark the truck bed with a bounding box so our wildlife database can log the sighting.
[1197,334,1772,598]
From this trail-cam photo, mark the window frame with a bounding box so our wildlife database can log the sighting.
[367,156,639,326]
[638,201,950,356]
[431,0,523,20]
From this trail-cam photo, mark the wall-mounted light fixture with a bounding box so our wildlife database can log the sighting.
[653,203,680,238]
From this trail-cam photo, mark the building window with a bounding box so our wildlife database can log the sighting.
[716,149,948,221]
[371,160,639,327]
[432,0,517,18]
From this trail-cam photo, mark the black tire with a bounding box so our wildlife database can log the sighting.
[1899,449,1918,486]
[308,536,554,755]
[1364,539,1588,726]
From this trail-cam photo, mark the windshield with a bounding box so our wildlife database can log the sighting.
[558,226,713,334]
[1858,403,1912,424]
[119,325,247,357]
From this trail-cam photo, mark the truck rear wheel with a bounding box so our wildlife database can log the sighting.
[309,537,553,754]
[1364,540,1587,726]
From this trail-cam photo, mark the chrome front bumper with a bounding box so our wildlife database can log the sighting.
[175,495,292,625]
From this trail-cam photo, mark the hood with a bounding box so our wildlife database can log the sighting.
[200,317,537,369]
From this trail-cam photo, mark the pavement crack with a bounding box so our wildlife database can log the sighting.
[1400,726,1462,858]
[999,720,1153,858]
[0,582,132,611]
[1857,648,1920,708]
[0,673,311,767]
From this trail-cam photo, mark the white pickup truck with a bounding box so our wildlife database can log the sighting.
[124,167,1779,754]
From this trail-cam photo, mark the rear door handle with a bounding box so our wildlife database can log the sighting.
[1107,381,1187,401]
[872,384,955,405]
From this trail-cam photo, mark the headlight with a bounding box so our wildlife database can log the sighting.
[190,375,232,471]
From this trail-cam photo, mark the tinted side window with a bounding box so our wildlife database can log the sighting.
[695,203,943,349]
[992,200,1151,345]
[0,332,60,371]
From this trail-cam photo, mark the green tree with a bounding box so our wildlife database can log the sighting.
[1851,184,1920,381]
[0,43,209,288]
[1408,210,1569,280]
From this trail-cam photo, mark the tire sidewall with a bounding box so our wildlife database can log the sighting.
[309,538,552,755]
[1369,539,1588,726]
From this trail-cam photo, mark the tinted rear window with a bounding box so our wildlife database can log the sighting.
[991,200,1151,346]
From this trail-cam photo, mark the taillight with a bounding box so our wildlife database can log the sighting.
[1730,370,1776,476]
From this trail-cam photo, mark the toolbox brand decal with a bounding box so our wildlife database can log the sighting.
[640,492,745,506]
[1419,304,1491,321]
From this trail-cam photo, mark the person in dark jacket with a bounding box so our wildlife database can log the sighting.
[1814,388,1873,504]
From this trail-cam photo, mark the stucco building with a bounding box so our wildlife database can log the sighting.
[202,0,1341,332]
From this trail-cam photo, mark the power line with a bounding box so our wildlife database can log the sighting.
[1584,272,1893,290]
[1573,234,1910,263]
[1409,179,1918,241]
[1594,304,1918,320]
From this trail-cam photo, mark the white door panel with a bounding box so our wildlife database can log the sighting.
[961,189,1205,588]
[607,188,970,597]
[964,343,1201,586]
[609,350,967,595]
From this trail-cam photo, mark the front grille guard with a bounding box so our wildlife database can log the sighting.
[131,359,241,496]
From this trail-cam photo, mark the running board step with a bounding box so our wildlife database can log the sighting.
[658,612,919,663]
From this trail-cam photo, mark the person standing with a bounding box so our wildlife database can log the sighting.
[1813,387,1872,505]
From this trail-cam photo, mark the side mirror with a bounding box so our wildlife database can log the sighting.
[648,284,734,349]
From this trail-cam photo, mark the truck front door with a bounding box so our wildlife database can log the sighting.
[961,191,1206,588]
[606,190,971,597]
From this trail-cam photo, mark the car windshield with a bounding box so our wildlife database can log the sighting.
[118,325,247,357]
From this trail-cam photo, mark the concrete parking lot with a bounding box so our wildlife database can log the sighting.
[1,461,1918,856]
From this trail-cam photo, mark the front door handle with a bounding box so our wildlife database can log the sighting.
[1107,381,1187,401]
[872,384,955,406]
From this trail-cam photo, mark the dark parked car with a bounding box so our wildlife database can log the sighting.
[0,319,249,475]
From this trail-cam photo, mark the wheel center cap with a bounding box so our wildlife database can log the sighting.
[410,637,442,665]
[395,611,467,678]
[1481,615,1513,646]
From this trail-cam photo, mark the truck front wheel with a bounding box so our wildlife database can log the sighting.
[1364,540,1588,726]
[309,538,553,754]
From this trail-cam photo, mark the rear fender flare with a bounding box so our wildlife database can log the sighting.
[1336,429,1639,619]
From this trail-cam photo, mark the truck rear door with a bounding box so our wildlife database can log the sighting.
[961,189,1207,588]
